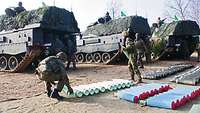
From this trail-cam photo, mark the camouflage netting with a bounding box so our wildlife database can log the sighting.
[152,20,200,38]
[83,16,151,36]
[0,6,80,33]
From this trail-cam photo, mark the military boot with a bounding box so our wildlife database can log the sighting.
[135,79,142,84]
[47,89,52,97]
[130,74,135,82]
[50,89,64,100]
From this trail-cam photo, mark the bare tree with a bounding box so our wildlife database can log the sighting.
[165,0,200,25]
[188,0,200,25]
[106,0,122,19]
[166,0,192,20]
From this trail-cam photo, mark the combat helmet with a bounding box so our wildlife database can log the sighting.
[56,52,68,62]
[122,30,129,37]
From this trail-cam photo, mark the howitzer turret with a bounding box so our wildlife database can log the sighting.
[150,20,200,60]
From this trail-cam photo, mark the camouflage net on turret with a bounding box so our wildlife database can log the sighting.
[152,21,200,38]
[83,16,151,36]
[0,6,80,33]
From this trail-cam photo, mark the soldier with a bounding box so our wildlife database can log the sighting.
[157,17,166,27]
[35,52,73,100]
[143,37,152,63]
[98,11,112,24]
[65,34,77,70]
[14,2,26,15]
[123,30,142,84]
[5,1,26,17]
[134,33,147,68]
[104,11,112,23]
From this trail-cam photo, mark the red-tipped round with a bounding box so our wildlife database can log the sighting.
[134,96,139,103]
[176,99,180,107]
[154,89,159,94]
[139,94,142,100]
[150,90,154,96]
[159,87,163,93]
[195,90,199,97]
[183,96,187,105]
[186,94,191,102]
[164,86,168,91]
[143,92,147,99]
[191,92,195,100]
[197,89,200,95]
[161,86,164,91]
[171,101,176,110]
[139,93,145,100]
[180,98,184,106]
[198,89,200,95]
[145,91,150,98]
[180,97,186,106]
[165,85,169,90]
[193,91,198,99]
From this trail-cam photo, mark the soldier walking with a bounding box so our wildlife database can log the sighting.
[35,52,73,100]
[134,33,148,68]
[123,31,142,84]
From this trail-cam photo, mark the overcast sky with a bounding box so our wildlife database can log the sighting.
[0,0,166,31]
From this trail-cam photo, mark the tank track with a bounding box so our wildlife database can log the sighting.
[76,47,123,65]
[1,48,41,73]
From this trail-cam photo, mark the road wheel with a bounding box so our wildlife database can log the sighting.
[93,52,101,63]
[8,56,18,70]
[85,53,93,63]
[0,56,7,70]
[102,53,111,64]
[76,53,84,63]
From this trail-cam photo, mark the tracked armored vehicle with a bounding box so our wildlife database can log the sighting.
[0,6,80,72]
[150,20,200,60]
[76,16,151,64]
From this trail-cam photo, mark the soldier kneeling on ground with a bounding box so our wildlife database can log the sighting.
[35,52,73,100]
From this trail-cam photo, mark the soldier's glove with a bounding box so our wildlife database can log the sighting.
[68,86,74,94]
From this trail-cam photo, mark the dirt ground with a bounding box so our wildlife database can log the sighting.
[0,58,200,113]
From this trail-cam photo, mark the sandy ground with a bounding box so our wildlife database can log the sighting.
[0,59,200,113]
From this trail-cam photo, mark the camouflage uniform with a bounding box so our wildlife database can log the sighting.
[134,33,147,68]
[36,52,73,100]
[143,38,151,63]
[14,2,26,15]
[65,34,77,69]
[157,17,163,27]
[123,31,142,83]
[197,44,200,62]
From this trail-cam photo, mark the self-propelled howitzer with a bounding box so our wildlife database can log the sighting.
[0,6,80,72]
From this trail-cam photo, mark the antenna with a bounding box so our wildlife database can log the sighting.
[145,9,148,18]
[135,0,138,15]
[70,1,73,12]
[53,0,55,6]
